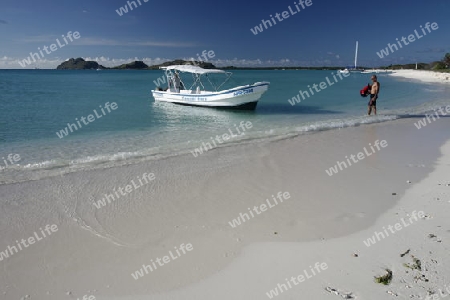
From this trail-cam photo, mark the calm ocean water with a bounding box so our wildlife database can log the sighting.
[0,69,449,184]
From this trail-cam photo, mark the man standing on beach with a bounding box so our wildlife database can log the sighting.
[368,75,380,115]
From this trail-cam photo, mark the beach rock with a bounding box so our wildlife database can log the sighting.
[325,287,355,299]
[400,249,410,257]
[386,290,398,296]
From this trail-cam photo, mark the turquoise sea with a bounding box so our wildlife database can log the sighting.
[1,69,449,184]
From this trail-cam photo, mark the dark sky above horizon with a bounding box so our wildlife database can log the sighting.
[1,0,449,68]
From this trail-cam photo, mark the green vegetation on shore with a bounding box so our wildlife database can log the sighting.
[381,52,450,71]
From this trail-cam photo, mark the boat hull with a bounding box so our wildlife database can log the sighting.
[151,82,269,110]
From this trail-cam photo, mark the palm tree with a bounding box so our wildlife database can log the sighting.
[443,53,450,68]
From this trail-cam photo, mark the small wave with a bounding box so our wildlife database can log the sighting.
[0,110,436,185]
[69,151,140,165]
[22,159,61,169]
[295,115,399,133]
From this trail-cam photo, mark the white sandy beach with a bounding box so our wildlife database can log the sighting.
[0,70,449,300]
[390,69,450,84]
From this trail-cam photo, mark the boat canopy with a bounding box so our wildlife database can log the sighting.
[161,65,233,92]
[161,65,229,75]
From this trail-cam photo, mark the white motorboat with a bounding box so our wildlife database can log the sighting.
[151,65,269,110]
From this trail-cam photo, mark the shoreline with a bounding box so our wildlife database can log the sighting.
[1,116,450,299]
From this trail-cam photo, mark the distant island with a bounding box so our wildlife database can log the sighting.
[56,58,106,70]
[56,58,216,70]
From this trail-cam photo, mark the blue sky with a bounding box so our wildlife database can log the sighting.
[1,0,449,68]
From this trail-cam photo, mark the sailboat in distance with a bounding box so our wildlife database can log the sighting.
[338,41,360,74]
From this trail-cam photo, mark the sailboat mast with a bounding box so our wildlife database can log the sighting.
[354,41,358,69]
